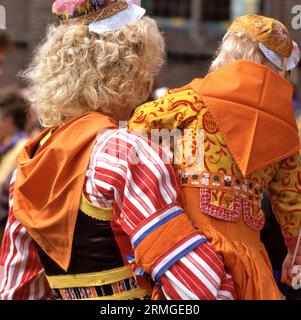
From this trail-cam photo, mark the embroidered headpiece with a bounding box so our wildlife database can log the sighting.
[225,14,300,72]
[52,0,145,33]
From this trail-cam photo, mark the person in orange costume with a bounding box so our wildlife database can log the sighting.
[129,15,301,300]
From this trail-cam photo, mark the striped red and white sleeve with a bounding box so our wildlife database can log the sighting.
[0,128,237,300]
[89,129,237,300]
[0,170,52,300]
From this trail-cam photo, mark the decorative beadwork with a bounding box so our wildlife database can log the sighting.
[200,188,241,222]
[180,171,262,205]
[242,199,265,231]
[199,186,265,231]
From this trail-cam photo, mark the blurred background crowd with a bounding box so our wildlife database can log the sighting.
[0,0,300,297]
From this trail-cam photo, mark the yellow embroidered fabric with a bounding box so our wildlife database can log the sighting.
[128,85,301,243]
[129,85,301,299]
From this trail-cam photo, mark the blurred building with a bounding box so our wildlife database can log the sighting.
[0,0,54,87]
[0,0,300,89]
[143,0,301,88]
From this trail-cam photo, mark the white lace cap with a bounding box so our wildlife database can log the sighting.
[259,41,300,71]
[88,0,146,34]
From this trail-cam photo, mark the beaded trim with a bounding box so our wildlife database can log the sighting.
[199,187,265,231]
[242,198,265,231]
[200,188,241,222]
[180,170,266,230]
[178,170,264,206]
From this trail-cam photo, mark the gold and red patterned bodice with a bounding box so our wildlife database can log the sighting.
[129,85,301,244]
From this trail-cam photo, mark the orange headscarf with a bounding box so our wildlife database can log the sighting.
[13,112,117,271]
[191,60,300,176]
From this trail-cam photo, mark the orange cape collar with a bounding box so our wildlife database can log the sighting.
[13,112,117,271]
[191,60,300,176]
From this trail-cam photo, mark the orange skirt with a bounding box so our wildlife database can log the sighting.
[182,187,282,300]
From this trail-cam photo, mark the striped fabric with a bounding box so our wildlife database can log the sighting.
[0,129,236,300]
[0,171,52,300]
[151,234,208,281]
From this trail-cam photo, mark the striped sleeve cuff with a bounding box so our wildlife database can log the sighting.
[150,233,208,282]
[131,205,184,250]
[132,204,207,279]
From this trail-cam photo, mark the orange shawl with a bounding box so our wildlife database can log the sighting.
[191,60,300,176]
[13,112,117,271]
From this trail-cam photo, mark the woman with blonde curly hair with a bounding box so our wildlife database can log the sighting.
[0,0,236,300]
[129,15,301,299]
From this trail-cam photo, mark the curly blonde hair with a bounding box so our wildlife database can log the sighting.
[209,32,277,72]
[24,17,165,127]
